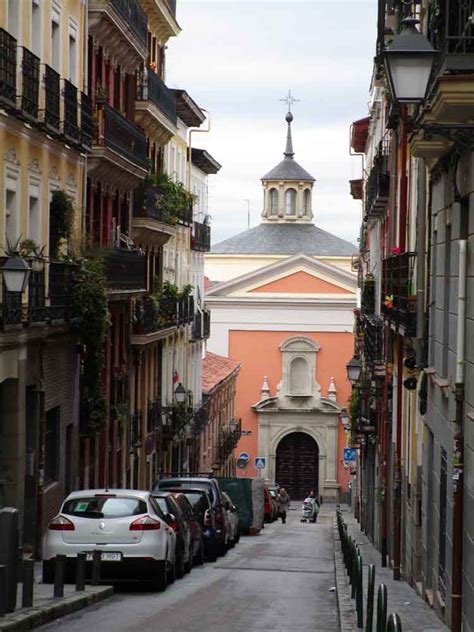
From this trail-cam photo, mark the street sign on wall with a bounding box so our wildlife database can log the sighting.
[343,448,357,463]
[255,456,266,469]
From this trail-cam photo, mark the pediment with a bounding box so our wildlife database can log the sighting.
[206,254,356,298]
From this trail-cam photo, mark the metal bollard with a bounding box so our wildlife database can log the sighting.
[76,553,86,591]
[356,555,364,629]
[351,550,358,598]
[0,565,5,617]
[22,559,35,608]
[386,612,402,632]
[365,564,375,632]
[91,550,101,586]
[53,555,66,598]
[376,583,387,632]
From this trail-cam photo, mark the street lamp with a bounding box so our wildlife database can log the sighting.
[340,408,350,429]
[2,254,30,293]
[383,18,438,105]
[174,382,187,404]
[346,355,361,384]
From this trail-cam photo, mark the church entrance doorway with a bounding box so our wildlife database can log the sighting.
[275,432,319,500]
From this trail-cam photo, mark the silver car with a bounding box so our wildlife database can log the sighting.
[42,489,176,591]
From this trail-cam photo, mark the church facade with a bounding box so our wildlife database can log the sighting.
[205,110,357,500]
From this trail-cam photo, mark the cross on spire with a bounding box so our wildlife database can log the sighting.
[280,89,300,113]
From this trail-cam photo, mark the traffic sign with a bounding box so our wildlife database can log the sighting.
[238,452,250,461]
[343,448,357,462]
[255,456,266,469]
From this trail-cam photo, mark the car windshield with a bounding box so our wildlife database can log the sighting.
[62,496,147,519]
[179,492,208,512]
[154,497,169,514]
[159,481,215,503]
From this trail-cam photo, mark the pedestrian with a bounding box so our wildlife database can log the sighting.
[277,487,291,524]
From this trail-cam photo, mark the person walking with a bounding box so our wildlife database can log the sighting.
[277,487,291,524]
[306,491,320,523]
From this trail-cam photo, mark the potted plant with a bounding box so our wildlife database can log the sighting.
[19,239,46,271]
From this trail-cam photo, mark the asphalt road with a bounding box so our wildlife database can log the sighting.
[39,506,339,632]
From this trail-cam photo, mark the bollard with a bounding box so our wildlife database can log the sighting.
[0,565,5,617]
[366,564,375,632]
[76,553,86,591]
[351,550,358,598]
[91,550,101,586]
[22,559,35,608]
[53,555,66,598]
[387,612,402,632]
[376,583,387,632]
[356,555,364,629]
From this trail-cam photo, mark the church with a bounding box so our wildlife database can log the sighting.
[205,107,357,500]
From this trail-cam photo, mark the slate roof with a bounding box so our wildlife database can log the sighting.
[202,352,241,394]
[211,223,357,256]
[261,156,315,182]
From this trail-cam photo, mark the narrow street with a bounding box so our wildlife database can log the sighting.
[39,507,338,632]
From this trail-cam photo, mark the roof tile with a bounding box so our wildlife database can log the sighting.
[202,352,241,393]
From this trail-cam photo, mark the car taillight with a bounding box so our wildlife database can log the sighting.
[48,515,75,531]
[169,520,178,532]
[129,515,161,531]
[204,509,213,526]
[215,507,224,526]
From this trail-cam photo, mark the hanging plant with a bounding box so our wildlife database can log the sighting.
[50,190,74,259]
[72,254,109,436]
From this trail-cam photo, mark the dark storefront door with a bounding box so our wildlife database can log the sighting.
[275,432,319,500]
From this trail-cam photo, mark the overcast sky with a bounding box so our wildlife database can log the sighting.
[166,1,376,245]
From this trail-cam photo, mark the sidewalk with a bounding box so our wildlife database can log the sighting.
[0,563,112,632]
[335,506,449,632]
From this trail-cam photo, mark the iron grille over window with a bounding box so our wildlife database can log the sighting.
[0,28,17,107]
[80,92,93,149]
[21,47,40,120]
[136,67,177,125]
[63,79,80,143]
[43,64,60,132]
[102,103,148,168]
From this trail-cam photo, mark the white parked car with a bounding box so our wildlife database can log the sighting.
[42,489,176,591]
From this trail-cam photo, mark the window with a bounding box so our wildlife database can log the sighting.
[68,23,77,85]
[45,407,60,483]
[442,222,451,377]
[289,357,310,395]
[31,0,41,56]
[28,194,40,243]
[8,0,20,39]
[63,496,148,518]
[303,189,311,215]
[51,14,60,71]
[5,187,18,246]
[285,188,296,215]
[269,188,278,215]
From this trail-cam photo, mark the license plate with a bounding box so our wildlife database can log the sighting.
[86,552,122,562]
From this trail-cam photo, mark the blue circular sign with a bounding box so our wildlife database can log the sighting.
[238,452,250,461]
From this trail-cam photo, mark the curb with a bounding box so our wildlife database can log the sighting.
[333,516,357,632]
[0,586,113,632]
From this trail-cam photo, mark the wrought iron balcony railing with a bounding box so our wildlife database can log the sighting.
[20,47,40,120]
[96,103,148,169]
[104,248,146,291]
[166,0,177,17]
[63,79,80,143]
[134,296,178,335]
[178,296,194,327]
[203,309,211,339]
[362,315,384,369]
[136,67,177,125]
[428,0,474,56]
[177,200,193,226]
[148,399,162,433]
[191,221,211,252]
[130,410,143,447]
[365,137,390,218]
[0,28,17,107]
[43,64,61,133]
[133,184,178,225]
[361,278,375,314]
[111,0,148,49]
[190,310,202,340]
[80,92,93,150]
[191,404,209,437]
[381,252,417,336]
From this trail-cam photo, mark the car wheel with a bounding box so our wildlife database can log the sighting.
[235,529,240,544]
[219,541,227,557]
[194,543,205,566]
[151,562,167,592]
[175,549,185,579]
[42,559,54,584]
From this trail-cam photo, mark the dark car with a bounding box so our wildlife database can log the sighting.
[153,476,228,555]
[152,492,192,579]
[172,493,204,566]
[166,488,219,562]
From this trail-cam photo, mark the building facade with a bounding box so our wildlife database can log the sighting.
[351,2,474,630]
[205,111,357,499]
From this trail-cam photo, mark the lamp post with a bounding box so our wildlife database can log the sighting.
[174,382,187,404]
[346,355,361,385]
[2,254,30,293]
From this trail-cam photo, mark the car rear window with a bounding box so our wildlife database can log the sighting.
[180,492,208,512]
[62,497,147,519]
[154,497,169,515]
[159,481,215,503]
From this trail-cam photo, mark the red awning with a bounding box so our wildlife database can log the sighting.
[351,117,370,153]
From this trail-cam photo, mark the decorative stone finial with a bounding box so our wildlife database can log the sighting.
[261,376,270,399]
[328,377,337,401]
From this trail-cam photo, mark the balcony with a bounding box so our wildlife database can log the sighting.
[132,296,177,343]
[130,410,143,447]
[381,252,417,336]
[365,138,390,220]
[90,103,148,187]
[428,0,474,68]
[178,296,194,326]
[89,0,147,73]
[43,65,61,134]
[0,28,17,108]
[80,92,93,150]
[132,184,177,247]
[361,277,375,314]
[215,421,241,466]
[191,404,209,437]
[190,311,202,341]
[203,309,210,339]
[20,47,40,121]
[349,179,363,201]
[362,315,384,371]
[104,248,146,293]
[137,0,180,44]
[135,67,177,143]
[148,399,162,433]
[63,80,80,144]
[191,221,211,252]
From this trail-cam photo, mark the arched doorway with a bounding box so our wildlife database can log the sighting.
[275,432,319,500]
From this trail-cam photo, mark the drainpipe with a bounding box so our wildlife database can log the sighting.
[416,160,426,366]
[452,238,467,632]
[393,334,403,581]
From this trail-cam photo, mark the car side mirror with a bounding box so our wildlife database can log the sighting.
[232,505,237,513]
[166,512,176,523]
